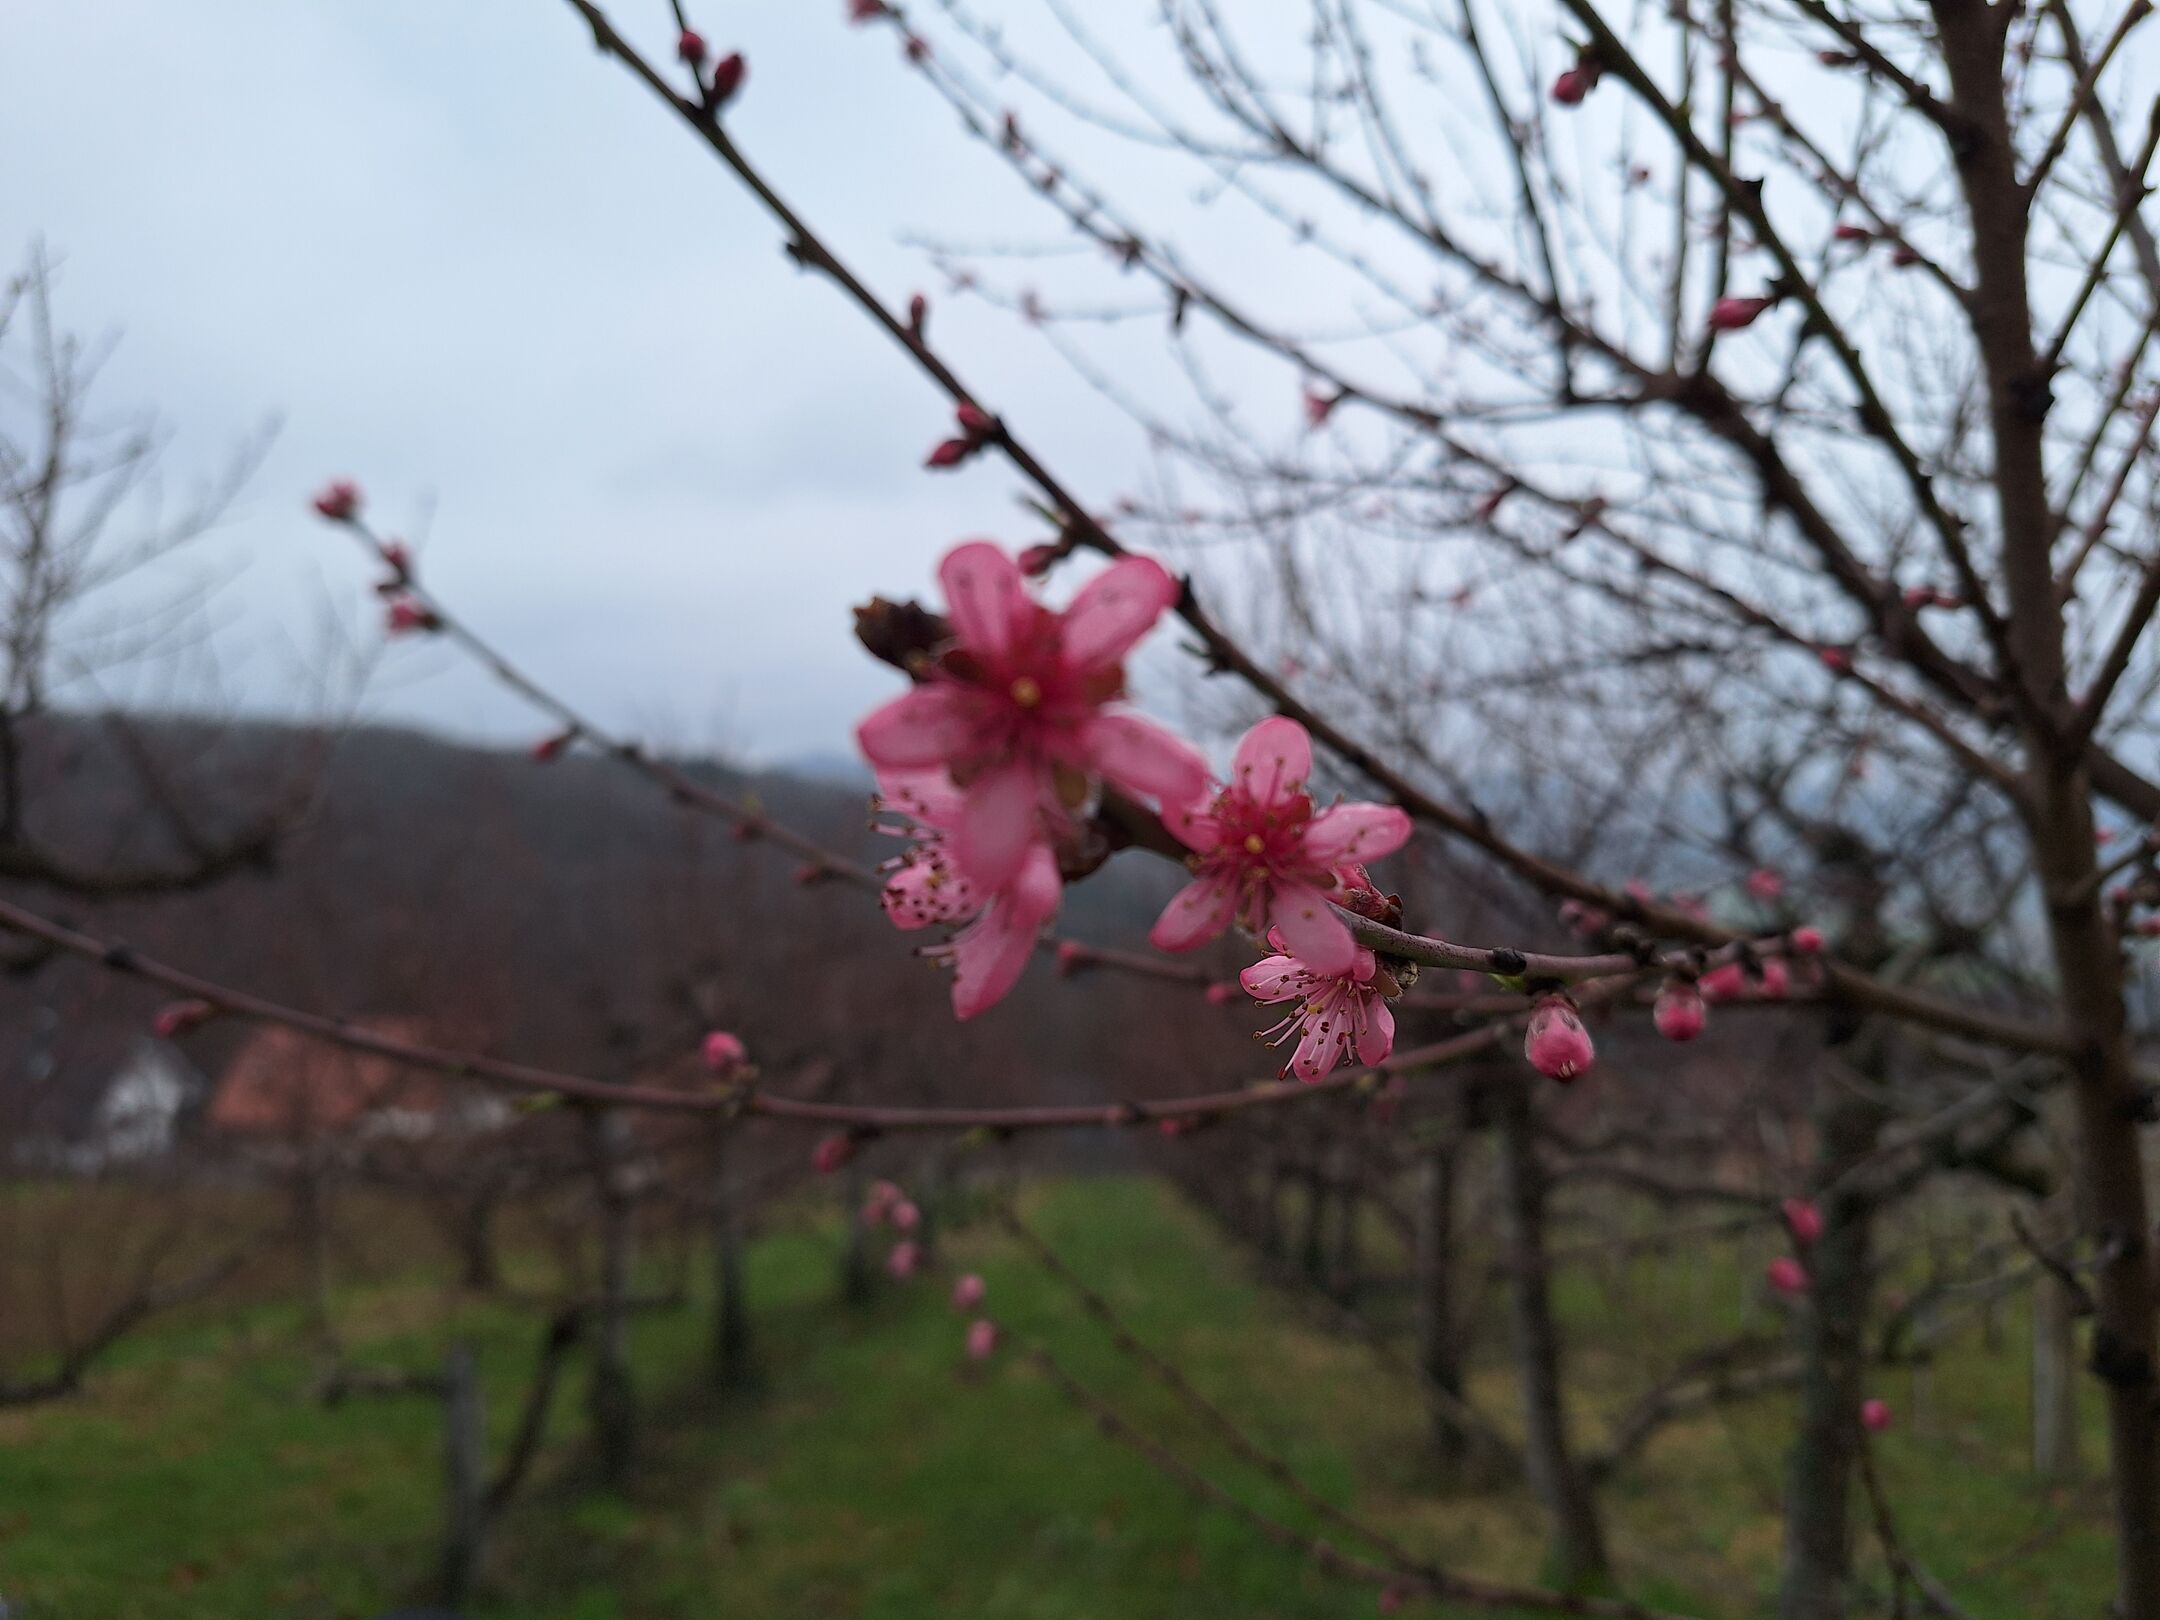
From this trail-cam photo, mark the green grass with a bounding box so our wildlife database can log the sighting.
[0,1178,2115,1618]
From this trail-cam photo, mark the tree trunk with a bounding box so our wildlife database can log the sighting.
[1415,1140,1471,1470]
[709,1131,752,1391]
[1778,1066,1888,1620]
[584,1108,636,1486]
[437,1342,486,1606]
[1493,1078,1609,1584]
[2032,1180,2083,1483]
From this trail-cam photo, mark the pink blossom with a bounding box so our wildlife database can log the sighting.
[701,1030,749,1074]
[1709,295,1773,331]
[890,1199,921,1232]
[311,479,361,521]
[1791,926,1825,955]
[862,1180,903,1225]
[888,1240,921,1279]
[1241,936,1396,1081]
[1783,1198,1824,1247]
[1766,1256,1809,1296]
[1525,994,1595,1081]
[1758,957,1791,999]
[1653,979,1706,1042]
[1746,867,1785,902]
[1151,717,1410,977]
[1860,1398,1893,1432]
[152,999,215,1039]
[951,1273,986,1310]
[813,1133,854,1175]
[873,766,1062,1019]
[858,544,1205,896]
[965,1317,999,1359]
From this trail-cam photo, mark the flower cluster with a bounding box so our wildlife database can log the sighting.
[859,541,1208,1018]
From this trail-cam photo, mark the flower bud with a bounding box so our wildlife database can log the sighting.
[1833,223,1873,242]
[890,1199,920,1232]
[1782,1197,1824,1247]
[1698,962,1748,1003]
[1709,295,1773,331]
[955,402,995,438]
[1055,940,1087,977]
[701,1029,748,1074]
[965,1317,999,1359]
[1860,1398,1892,1432]
[1766,1256,1808,1296]
[951,1273,986,1310]
[1653,979,1706,1042]
[152,999,216,1039]
[1746,867,1785,902]
[1791,926,1824,955]
[379,540,412,576]
[711,51,746,105]
[925,437,973,469]
[1203,981,1238,1006]
[907,292,928,336]
[532,728,577,764]
[812,1133,854,1175]
[1525,994,1595,1082]
[677,28,707,64]
[386,596,437,635]
[312,479,361,521]
[888,1240,921,1278]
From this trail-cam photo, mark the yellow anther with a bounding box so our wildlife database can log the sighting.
[1243,833,1267,856]
[1010,675,1043,708]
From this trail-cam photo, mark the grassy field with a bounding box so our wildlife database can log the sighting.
[0,1176,2115,1618]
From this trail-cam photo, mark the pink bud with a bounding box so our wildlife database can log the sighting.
[532,728,576,764]
[951,1273,986,1310]
[965,1317,999,1360]
[1834,223,1874,242]
[386,596,435,635]
[1890,246,1920,268]
[1055,940,1087,977]
[152,998,216,1039]
[1204,981,1238,1006]
[925,437,973,469]
[1818,645,1853,672]
[890,1199,920,1232]
[1653,980,1707,1042]
[793,862,829,886]
[1017,544,1059,578]
[711,51,746,104]
[903,33,929,62]
[1861,1398,1892,1432]
[1783,1198,1824,1247]
[1550,66,1591,105]
[1791,926,1824,955]
[1525,995,1595,1082]
[1766,1256,1809,1296]
[1158,1117,1191,1139]
[379,540,411,575]
[1698,962,1748,1003]
[1758,957,1791,999]
[812,1133,854,1175]
[907,292,928,336]
[954,402,996,439]
[1709,295,1773,331]
[1746,867,1785,902]
[849,0,888,21]
[888,1240,921,1279]
[701,1030,748,1073]
[311,479,361,521]
[677,28,707,64]
[1303,387,1340,427]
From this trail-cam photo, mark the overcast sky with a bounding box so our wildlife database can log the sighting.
[3,1,1283,766]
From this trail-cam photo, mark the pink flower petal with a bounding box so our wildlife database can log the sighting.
[1060,555,1180,673]
[882,858,978,931]
[1267,882,1357,977]
[1163,800,1224,854]
[1300,802,1411,867]
[1076,712,1211,810]
[876,765,966,828]
[952,760,1040,893]
[950,844,1060,1019]
[1239,954,1308,1001]
[857,684,986,769]
[939,541,1032,666]
[1231,716,1312,807]
[1356,997,1395,1067]
[1149,872,1241,952]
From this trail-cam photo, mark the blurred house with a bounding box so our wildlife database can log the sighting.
[1,999,208,1173]
[207,1020,511,1157]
